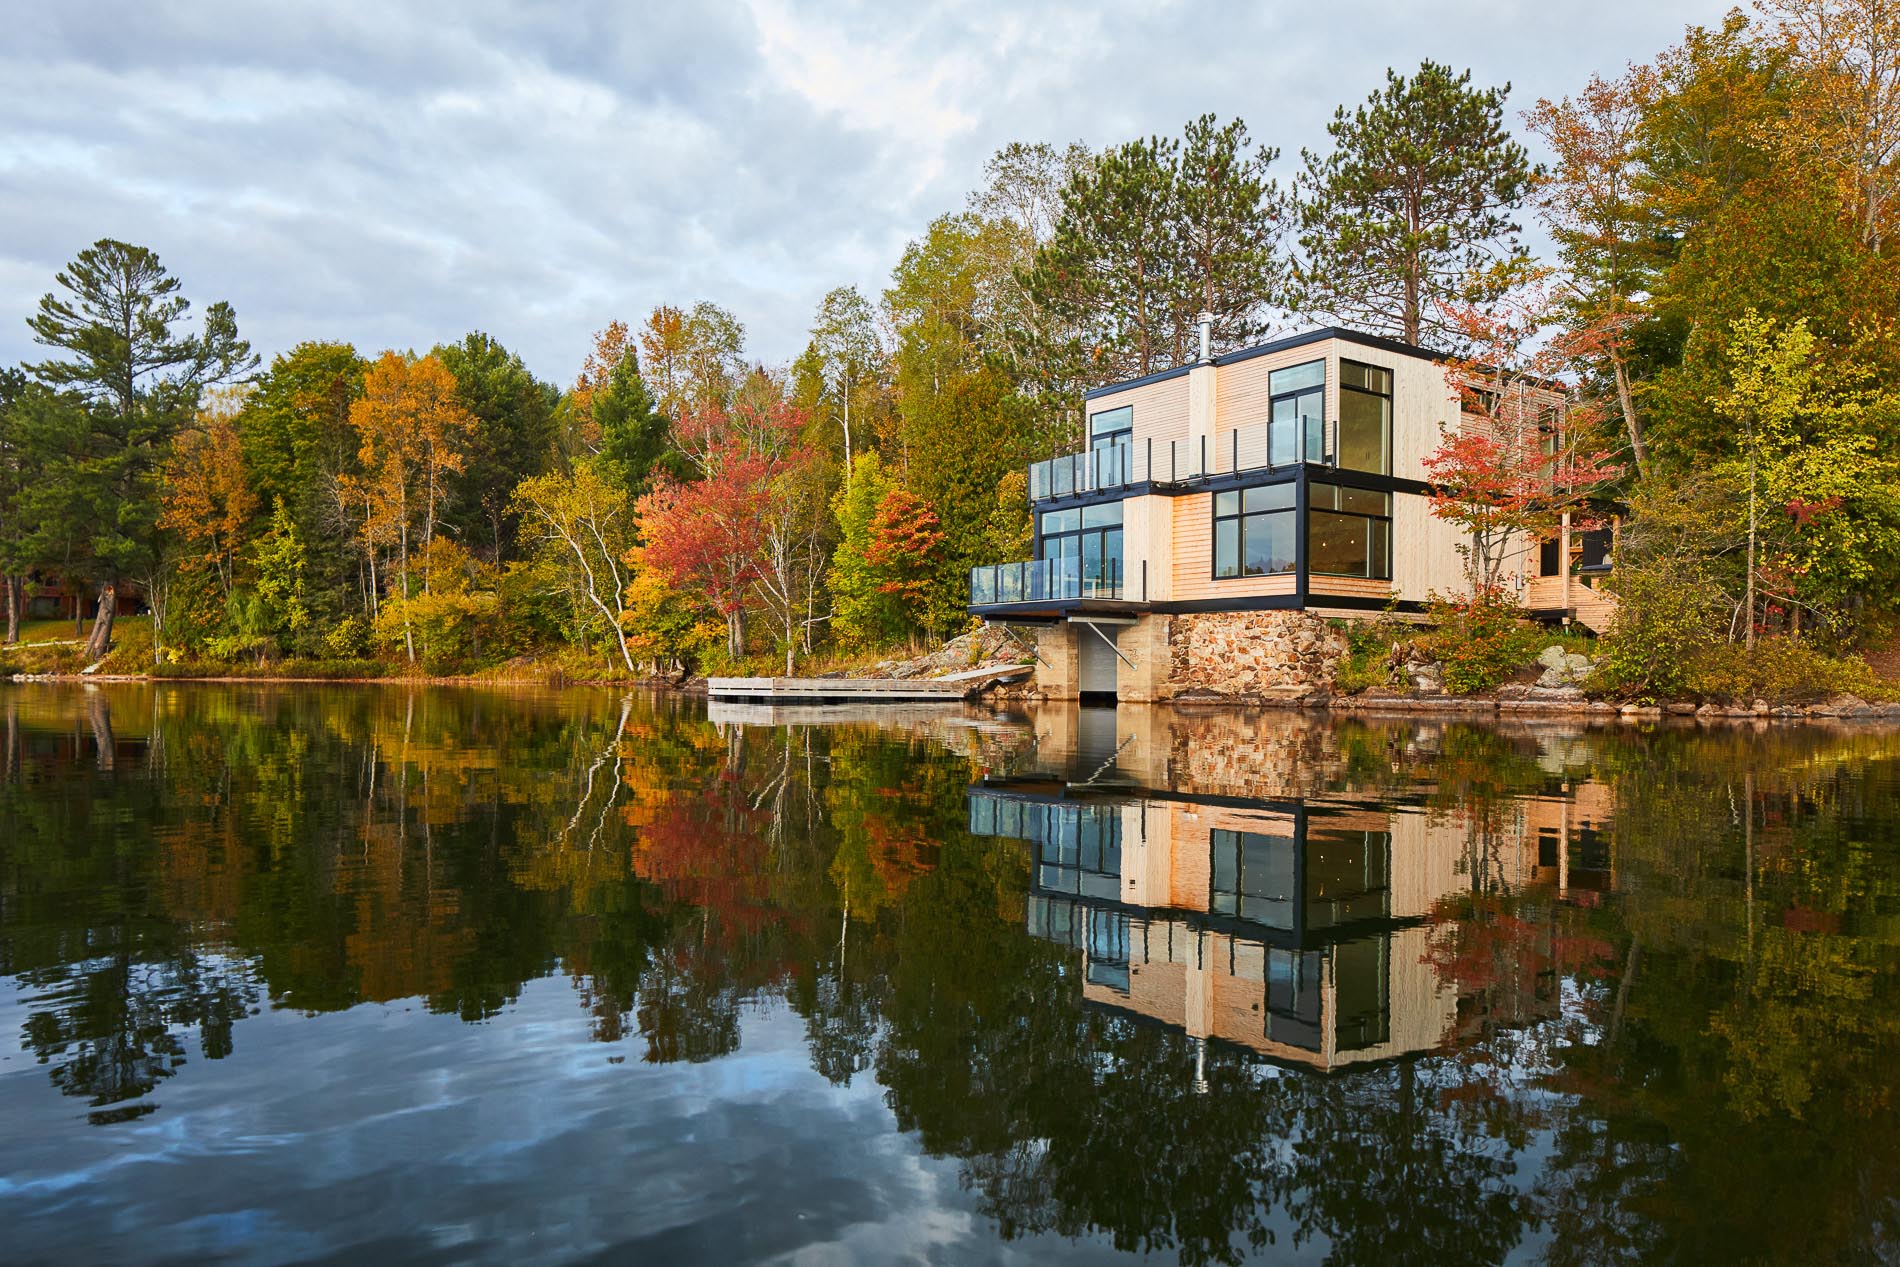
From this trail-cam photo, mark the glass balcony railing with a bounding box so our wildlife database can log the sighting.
[969,556,1123,606]
[1028,420,1333,502]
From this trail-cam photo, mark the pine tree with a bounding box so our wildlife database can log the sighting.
[1294,63,1536,346]
[25,239,256,658]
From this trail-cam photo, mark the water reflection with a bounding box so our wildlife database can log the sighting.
[0,685,1897,1265]
[969,707,1616,1074]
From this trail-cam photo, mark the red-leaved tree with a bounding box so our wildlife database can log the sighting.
[637,395,823,667]
[865,488,947,639]
[1425,283,1622,600]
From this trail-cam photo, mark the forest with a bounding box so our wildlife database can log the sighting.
[1,2,1897,695]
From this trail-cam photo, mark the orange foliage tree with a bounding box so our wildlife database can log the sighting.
[343,352,477,662]
[159,387,258,601]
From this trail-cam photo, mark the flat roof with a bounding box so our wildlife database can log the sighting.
[1083,326,1448,402]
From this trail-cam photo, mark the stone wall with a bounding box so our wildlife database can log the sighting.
[1168,610,1350,700]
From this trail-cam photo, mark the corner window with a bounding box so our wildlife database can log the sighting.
[1040,500,1123,596]
[1307,482,1391,579]
[1268,361,1325,467]
[1213,483,1296,578]
[1339,360,1392,475]
[1088,405,1132,485]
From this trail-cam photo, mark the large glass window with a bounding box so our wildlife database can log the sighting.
[1338,360,1391,475]
[1211,827,1297,929]
[1307,482,1391,579]
[1089,405,1133,485]
[1268,361,1326,467]
[1040,500,1123,596]
[1213,483,1295,578]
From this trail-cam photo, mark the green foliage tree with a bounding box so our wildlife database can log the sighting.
[828,454,904,650]
[433,331,559,559]
[1027,114,1289,382]
[591,351,673,499]
[1295,62,1536,346]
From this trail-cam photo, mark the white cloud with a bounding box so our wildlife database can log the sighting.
[0,0,1719,385]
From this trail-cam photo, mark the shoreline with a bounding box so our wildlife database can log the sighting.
[9,670,1897,722]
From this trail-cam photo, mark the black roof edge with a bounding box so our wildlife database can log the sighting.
[1082,326,1449,403]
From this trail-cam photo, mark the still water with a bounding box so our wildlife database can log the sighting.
[1,684,1896,1265]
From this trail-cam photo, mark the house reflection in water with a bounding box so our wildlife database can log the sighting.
[968,705,1616,1071]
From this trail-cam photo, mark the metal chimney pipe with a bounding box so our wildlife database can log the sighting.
[1198,311,1212,362]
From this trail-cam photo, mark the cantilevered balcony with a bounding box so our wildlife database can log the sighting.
[1028,416,1334,503]
[968,556,1125,608]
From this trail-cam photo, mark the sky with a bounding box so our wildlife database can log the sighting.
[0,0,1718,387]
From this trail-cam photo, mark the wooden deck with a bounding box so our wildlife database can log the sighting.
[707,663,1030,703]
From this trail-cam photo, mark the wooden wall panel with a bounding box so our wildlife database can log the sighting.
[1169,493,1297,602]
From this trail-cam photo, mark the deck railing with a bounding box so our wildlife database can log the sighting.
[1028,420,1330,502]
[969,556,1123,606]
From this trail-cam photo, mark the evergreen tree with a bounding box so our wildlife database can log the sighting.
[25,239,256,658]
[592,351,672,499]
[432,332,558,560]
[1026,117,1287,381]
[1295,62,1536,346]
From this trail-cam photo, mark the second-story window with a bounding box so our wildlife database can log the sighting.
[1088,404,1132,485]
[1214,483,1296,578]
[1269,361,1326,466]
[1339,360,1392,475]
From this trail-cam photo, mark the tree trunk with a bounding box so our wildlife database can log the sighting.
[85,582,117,662]
[4,576,19,644]
[1604,353,1642,473]
[1744,440,1757,651]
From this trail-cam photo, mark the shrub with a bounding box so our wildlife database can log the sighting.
[1593,557,1728,700]
[1332,616,1405,693]
[1418,595,1545,694]
[1683,638,1898,704]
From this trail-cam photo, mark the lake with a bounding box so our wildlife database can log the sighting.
[1,684,1896,1265]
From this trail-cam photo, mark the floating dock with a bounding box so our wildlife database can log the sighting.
[706,663,1030,704]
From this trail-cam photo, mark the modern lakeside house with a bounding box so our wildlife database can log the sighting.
[968,325,1616,701]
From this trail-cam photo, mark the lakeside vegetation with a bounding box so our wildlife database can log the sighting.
[2,3,1898,699]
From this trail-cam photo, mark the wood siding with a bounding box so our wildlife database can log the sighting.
[1170,491,1297,602]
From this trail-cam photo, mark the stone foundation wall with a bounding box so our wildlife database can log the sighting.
[1168,611,1350,700]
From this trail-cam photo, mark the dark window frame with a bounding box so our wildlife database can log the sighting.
[1211,481,1298,580]
[1306,481,1393,580]
[1268,359,1326,467]
[1039,501,1125,595]
[1338,358,1393,477]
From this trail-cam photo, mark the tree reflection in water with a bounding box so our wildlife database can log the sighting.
[2,685,1899,1263]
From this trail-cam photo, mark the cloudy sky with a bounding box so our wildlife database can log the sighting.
[1,0,1715,385]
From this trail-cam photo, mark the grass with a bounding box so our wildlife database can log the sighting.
[9,615,152,646]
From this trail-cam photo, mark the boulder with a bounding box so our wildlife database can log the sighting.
[1406,661,1445,696]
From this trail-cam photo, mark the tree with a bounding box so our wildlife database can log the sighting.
[638,397,809,663]
[344,352,477,663]
[1710,310,1899,642]
[219,497,310,662]
[511,462,641,673]
[567,320,634,441]
[158,387,257,602]
[0,368,30,642]
[592,350,674,499]
[638,302,747,419]
[829,453,905,650]
[802,286,886,478]
[1759,0,1900,248]
[1027,116,1288,382]
[1526,70,1658,475]
[25,239,257,659]
[865,486,949,640]
[1295,63,1537,346]
[1422,286,1622,598]
[433,332,558,559]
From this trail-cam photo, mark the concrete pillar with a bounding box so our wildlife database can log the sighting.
[1033,624,1080,700]
[1115,613,1174,703]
